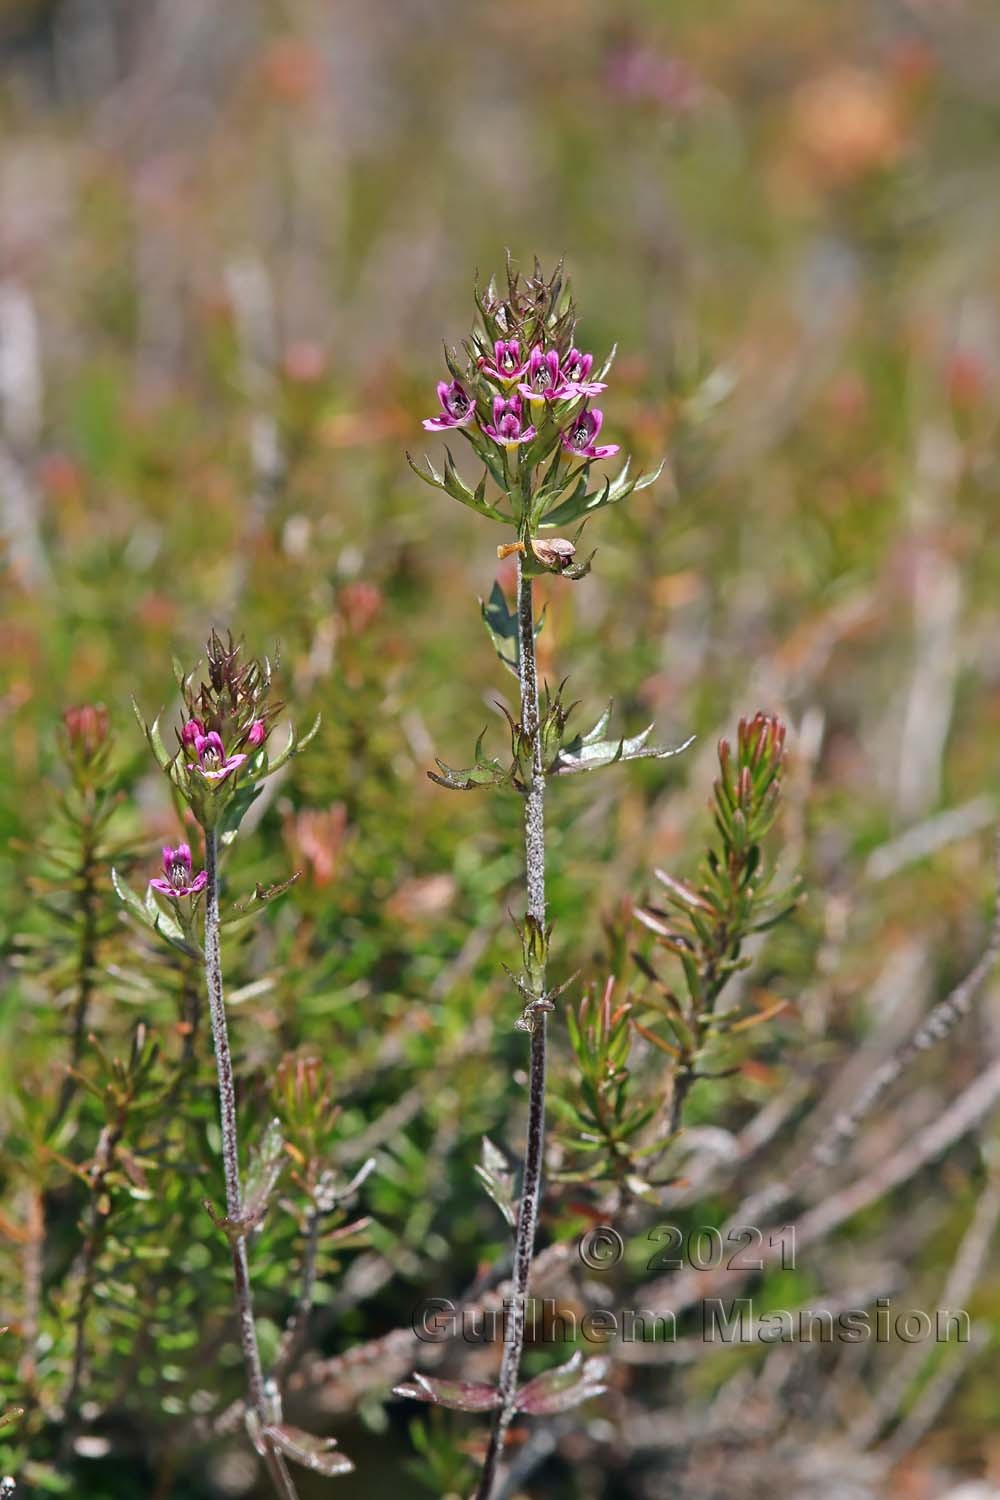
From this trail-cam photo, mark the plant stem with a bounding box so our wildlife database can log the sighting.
[271,1206,321,1387]
[203,830,300,1500]
[64,1121,119,1416]
[476,557,548,1500]
[51,810,99,1129]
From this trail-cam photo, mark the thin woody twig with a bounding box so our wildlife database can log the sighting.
[631,1054,1000,1349]
[853,1157,1000,1449]
[737,825,1000,1229]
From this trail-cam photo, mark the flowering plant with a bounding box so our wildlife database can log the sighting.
[399,260,689,1500]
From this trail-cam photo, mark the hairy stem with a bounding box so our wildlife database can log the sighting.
[203,831,300,1500]
[476,557,548,1500]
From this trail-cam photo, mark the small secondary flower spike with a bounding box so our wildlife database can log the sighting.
[129,633,334,1500]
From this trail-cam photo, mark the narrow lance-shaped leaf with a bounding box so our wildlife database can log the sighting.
[427,728,518,792]
[221,872,301,930]
[262,1425,354,1477]
[474,1135,517,1229]
[243,1118,285,1230]
[515,1352,610,1415]
[406,449,508,523]
[481,581,520,677]
[541,457,665,530]
[132,698,173,771]
[393,1373,501,1412]
[554,703,694,776]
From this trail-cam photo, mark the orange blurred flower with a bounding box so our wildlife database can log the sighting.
[259,38,324,106]
[284,804,348,888]
[789,67,904,185]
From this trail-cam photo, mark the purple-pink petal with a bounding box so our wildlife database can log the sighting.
[561,404,618,459]
[180,718,205,748]
[562,378,607,398]
[479,339,527,383]
[198,752,247,782]
[422,410,474,431]
[423,378,476,431]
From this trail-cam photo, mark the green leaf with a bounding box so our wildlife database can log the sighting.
[474,1136,517,1230]
[221,873,301,929]
[406,449,508,523]
[112,867,151,927]
[427,729,517,792]
[217,780,264,845]
[243,1118,285,1230]
[541,456,665,530]
[132,698,174,771]
[516,1352,609,1415]
[480,581,520,676]
[554,705,694,776]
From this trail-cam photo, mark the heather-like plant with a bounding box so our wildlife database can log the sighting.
[634,714,798,1133]
[552,718,796,1198]
[397,260,692,1498]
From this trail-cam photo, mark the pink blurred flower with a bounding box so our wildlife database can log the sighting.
[285,804,348,888]
[339,580,383,636]
[606,44,703,115]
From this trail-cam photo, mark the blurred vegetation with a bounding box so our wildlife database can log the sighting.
[2,1,1000,1496]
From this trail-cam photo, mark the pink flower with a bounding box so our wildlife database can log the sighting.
[422,379,476,432]
[517,346,570,406]
[561,406,620,461]
[181,717,206,748]
[247,720,268,749]
[149,843,207,899]
[191,730,247,783]
[482,395,537,450]
[478,339,528,385]
[560,348,607,398]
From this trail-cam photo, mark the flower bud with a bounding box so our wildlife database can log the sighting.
[181,717,206,749]
[531,537,577,572]
[63,703,109,760]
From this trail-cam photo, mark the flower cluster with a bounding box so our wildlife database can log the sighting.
[411,258,662,578]
[135,630,318,834]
